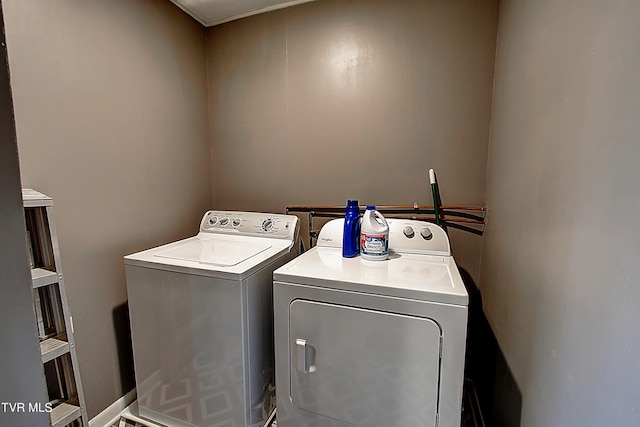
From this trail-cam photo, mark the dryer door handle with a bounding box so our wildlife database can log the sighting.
[295,338,316,373]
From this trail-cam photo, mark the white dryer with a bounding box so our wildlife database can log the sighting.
[124,210,299,427]
[273,219,468,427]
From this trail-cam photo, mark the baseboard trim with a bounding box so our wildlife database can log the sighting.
[89,389,136,427]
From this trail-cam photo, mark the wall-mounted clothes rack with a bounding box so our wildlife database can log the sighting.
[285,204,487,250]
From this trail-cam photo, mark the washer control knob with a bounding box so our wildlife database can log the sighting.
[403,226,415,238]
[207,215,219,226]
[232,218,242,228]
[420,227,433,240]
[262,218,274,232]
[219,217,230,227]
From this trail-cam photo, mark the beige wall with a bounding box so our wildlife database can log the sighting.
[206,0,499,280]
[2,0,210,418]
[5,0,639,424]
[482,0,640,424]
[2,0,500,419]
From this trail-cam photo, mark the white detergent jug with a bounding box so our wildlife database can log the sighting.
[360,206,389,261]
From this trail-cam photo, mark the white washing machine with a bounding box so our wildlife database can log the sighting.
[124,210,299,427]
[273,218,468,427]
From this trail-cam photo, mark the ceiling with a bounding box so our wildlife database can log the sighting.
[169,0,317,27]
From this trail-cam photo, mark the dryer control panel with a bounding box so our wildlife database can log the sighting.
[387,219,450,256]
[200,210,299,240]
[317,218,450,256]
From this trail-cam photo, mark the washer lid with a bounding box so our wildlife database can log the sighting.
[125,234,293,280]
[154,239,271,267]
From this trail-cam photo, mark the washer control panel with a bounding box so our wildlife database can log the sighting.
[200,210,299,240]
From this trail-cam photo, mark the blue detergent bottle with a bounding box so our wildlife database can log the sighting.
[342,200,360,258]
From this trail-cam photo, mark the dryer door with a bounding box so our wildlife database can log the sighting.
[289,300,442,426]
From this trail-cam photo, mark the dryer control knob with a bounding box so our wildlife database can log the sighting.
[232,218,242,228]
[207,215,219,226]
[420,227,433,240]
[403,226,415,238]
[219,217,230,227]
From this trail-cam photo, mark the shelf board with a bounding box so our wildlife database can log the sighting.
[50,402,81,427]
[40,337,70,363]
[31,268,58,288]
[22,188,53,208]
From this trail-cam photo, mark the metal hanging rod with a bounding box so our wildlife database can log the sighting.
[285,204,487,249]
